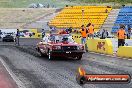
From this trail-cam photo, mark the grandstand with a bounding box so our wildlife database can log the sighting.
[112,6,132,33]
[49,6,112,32]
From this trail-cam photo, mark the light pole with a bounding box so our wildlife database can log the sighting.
[82,9,84,25]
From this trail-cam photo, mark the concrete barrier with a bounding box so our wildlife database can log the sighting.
[117,46,132,58]
[72,34,113,55]
[37,33,42,38]
[86,39,113,55]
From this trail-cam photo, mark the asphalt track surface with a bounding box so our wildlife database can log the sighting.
[0,38,132,88]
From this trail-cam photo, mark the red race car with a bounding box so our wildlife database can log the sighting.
[36,34,85,60]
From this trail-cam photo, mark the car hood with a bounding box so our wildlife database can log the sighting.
[49,42,82,46]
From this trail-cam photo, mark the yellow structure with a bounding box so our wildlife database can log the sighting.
[117,46,132,58]
[86,39,113,55]
[72,34,82,44]
[72,34,113,55]
[49,6,112,32]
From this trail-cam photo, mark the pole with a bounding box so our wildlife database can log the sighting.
[82,9,84,25]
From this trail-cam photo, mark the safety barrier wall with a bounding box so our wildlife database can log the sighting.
[117,46,132,58]
[72,34,82,44]
[86,39,113,55]
[72,34,113,55]
[0,29,40,38]
[19,29,38,38]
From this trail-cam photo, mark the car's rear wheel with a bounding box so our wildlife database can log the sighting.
[76,55,82,60]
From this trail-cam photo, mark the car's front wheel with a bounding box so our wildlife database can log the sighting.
[48,50,53,60]
[38,48,44,57]
[38,50,44,57]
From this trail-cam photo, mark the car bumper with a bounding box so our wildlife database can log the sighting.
[3,39,14,42]
[50,50,85,57]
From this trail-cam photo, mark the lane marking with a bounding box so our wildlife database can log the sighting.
[88,52,131,60]
[0,57,26,88]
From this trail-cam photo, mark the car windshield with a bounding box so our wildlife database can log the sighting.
[49,34,74,43]
[6,35,11,37]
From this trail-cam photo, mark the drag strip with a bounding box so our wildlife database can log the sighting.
[0,45,132,88]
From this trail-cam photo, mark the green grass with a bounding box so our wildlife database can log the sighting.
[0,0,77,8]
[68,0,132,3]
[0,0,131,8]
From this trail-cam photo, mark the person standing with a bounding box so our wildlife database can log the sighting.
[42,29,45,38]
[79,25,88,52]
[80,25,87,44]
[101,29,109,39]
[127,26,131,39]
[88,23,94,39]
[117,25,126,48]
[68,27,72,33]
[86,23,91,39]
[16,29,20,46]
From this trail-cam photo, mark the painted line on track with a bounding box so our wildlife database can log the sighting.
[0,57,26,88]
[88,52,132,60]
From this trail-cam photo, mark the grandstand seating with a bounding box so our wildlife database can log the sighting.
[112,6,132,33]
[49,6,112,31]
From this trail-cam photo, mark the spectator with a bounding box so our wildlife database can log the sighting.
[117,25,126,48]
[65,28,69,34]
[88,23,94,39]
[86,23,91,39]
[79,25,88,52]
[52,26,56,32]
[101,29,108,39]
[105,9,108,13]
[80,25,87,44]
[50,34,55,42]
[127,26,131,39]
[68,27,72,33]
[16,29,20,45]
[42,29,45,38]
[29,33,32,37]
[97,30,101,38]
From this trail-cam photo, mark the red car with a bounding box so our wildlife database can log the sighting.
[36,34,85,60]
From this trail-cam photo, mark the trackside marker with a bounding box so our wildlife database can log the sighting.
[88,52,131,60]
